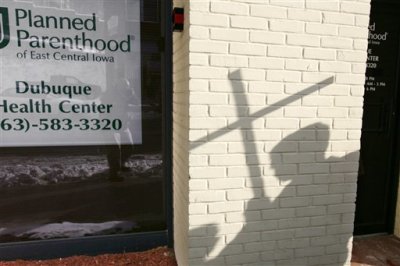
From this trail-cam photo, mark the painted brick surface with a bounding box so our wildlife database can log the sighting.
[395,184,400,237]
[173,0,371,265]
[173,0,190,265]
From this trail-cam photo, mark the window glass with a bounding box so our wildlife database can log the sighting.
[0,0,166,243]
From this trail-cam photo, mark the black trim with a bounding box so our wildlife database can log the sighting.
[163,0,174,248]
[0,231,167,261]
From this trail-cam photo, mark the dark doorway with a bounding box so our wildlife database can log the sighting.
[355,0,400,235]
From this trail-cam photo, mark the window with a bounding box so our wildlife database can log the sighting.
[0,0,168,244]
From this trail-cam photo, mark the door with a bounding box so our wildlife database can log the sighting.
[354,1,400,235]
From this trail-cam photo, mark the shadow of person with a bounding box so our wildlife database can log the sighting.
[192,123,357,265]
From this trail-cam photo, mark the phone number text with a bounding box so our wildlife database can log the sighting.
[0,118,122,132]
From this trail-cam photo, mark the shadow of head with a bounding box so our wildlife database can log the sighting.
[271,123,330,180]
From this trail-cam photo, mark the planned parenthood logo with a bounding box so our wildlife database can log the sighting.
[0,7,10,49]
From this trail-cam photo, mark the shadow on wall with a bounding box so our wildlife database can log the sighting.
[189,70,357,265]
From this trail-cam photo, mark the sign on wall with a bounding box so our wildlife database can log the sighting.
[0,0,142,147]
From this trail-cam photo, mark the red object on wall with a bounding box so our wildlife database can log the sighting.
[173,8,184,32]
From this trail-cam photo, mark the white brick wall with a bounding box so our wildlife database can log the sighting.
[173,0,190,265]
[395,183,400,237]
[173,0,371,265]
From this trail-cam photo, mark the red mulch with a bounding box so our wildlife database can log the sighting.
[0,247,177,266]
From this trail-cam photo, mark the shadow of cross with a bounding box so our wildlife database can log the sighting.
[191,70,334,193]
[190,70,335,264]
[192,74,334,150]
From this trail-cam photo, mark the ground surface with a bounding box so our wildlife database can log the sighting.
[352,235,400,266]
[0,247,177,266]
[1,234,399,265]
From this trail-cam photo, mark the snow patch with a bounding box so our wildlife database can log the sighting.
[15,221,137,239]
[0,154,162,188]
